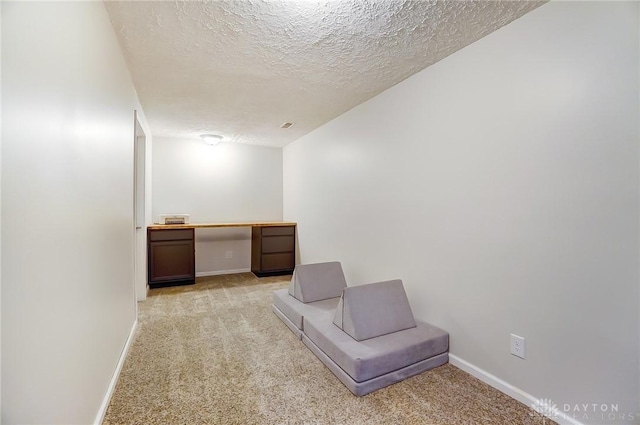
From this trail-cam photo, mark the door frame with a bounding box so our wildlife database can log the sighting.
[133,110,148,302]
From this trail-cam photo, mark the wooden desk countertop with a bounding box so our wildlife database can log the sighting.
[147,221,297,230]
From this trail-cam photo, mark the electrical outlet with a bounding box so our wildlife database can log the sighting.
[511,334,526,359]
[225,251,233,259]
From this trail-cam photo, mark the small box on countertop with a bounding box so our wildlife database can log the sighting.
[157,214,191,225]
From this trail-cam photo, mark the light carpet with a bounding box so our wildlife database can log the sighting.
[103,273,554,425]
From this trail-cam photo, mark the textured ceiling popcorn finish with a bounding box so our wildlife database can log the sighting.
[105,0,545,147]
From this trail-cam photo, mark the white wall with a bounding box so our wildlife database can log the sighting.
[2,2,150,423]
[153,137,283,275]
[284,2,639,423]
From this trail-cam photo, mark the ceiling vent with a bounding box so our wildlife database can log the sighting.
[280,122,293,129]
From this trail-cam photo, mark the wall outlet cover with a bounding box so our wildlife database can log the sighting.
[511,334,526,359]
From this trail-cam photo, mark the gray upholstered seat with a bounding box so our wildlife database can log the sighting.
[272,261,348,338]
[272,266,449,396]
[288,261,347,303]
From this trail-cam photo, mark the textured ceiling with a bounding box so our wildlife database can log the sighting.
[105,0,544,148]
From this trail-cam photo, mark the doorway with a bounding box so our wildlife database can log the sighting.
[134,111,147,301]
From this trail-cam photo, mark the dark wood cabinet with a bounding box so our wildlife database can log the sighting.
[146,222,296,288]
[251,225,295,277]
[148,228,195,287]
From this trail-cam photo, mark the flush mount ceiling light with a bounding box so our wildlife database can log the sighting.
[200,134,223,146]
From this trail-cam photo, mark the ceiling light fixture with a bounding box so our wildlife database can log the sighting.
[200,134,223,146]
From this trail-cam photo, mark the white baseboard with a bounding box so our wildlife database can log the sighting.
[94,320,138,425]
[449,354,583,425]
[196,268,251,277]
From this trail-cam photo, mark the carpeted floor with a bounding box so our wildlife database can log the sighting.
[103,273,554,425]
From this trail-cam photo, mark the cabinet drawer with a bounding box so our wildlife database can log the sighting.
[261,226,295,236]
[262,235,294,253]
[261,253,294,271]
[148,229,193,242]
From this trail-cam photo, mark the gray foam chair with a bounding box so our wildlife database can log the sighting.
[308,279,447,395]
[288,261,347,303]
[272,261,348,338]
[274,275,449,396]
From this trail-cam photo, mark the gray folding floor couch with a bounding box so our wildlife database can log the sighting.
[272,261,449,396]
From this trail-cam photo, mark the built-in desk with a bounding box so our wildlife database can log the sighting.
[147,222,296,287]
